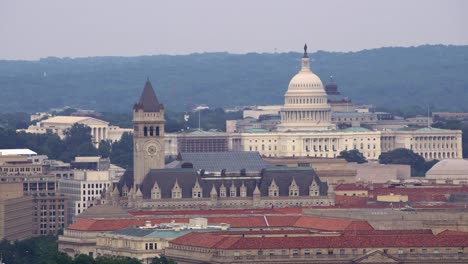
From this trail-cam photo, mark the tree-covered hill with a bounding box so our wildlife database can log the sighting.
[0,45,467,113]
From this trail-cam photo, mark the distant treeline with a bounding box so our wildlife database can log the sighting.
[0,45,467,114]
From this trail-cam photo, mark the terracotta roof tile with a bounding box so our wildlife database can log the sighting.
[171,231,468,249]
[293,216,373,231]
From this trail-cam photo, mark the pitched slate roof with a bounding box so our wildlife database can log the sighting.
[134,79,163,112]
[259,167,327,196]
[139,168,261,199]
[176,151,271,172]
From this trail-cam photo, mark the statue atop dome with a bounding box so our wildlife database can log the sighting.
[303,43,309,58]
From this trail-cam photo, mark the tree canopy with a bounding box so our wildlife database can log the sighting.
[337,149,367,164]
[1,45,467,114]
[0,235,177,264]
[378,148,437,176]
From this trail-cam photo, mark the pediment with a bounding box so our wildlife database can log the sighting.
[80,117,109,126]
[353,250,401,263]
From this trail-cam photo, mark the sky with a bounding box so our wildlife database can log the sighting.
[1,0,467,60]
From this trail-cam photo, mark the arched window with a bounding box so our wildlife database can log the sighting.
[144,127,148,136]
[149,126,154,136]
[156,126,160,136]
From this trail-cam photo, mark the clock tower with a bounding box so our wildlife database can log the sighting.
[133,79,165,187]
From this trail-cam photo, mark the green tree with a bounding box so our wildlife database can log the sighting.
[337,149,367,164]
[61,124,98,162]
[379,148,428,176]
[72,254,95,264]
[110,132,133,169]
[151,256,177,264]
[95,256,142,264]
[98,140,112,158]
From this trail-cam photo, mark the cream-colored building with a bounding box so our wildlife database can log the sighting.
[381,127,462,160]
[95,218,228,264]
[59,167,116,224]
[243,105,282,119]
[220,46,462,161]
[18,116,132,147]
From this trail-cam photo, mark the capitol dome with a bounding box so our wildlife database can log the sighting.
[286,47,326,95]
[426,159,468,184]
[287,69,325,93]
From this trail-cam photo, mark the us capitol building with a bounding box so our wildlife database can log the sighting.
[167,45,462,161]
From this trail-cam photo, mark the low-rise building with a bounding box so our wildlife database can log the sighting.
[17,116,132,147]
[95,218,228,264]
[165,229,468,264]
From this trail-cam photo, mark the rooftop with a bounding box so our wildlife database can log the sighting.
[0,149,37,156]
[174,151,271,172]
[170,229,468,249]
[68,214,372,232]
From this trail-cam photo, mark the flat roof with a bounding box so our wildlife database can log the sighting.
[0,149,37,156]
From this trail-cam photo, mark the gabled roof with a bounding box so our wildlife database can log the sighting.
[135,79,163,112]
[41,116,109,125]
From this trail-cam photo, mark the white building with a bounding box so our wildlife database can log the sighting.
[222,45,462,161]
[58,157,119,224]
[18,116,132,147]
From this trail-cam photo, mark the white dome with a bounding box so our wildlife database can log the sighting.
[426,159,468,180]
[288,71,325,92]
[277,46,334,132]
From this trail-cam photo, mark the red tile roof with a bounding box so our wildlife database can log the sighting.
[170,231,468,249]
[335,195,369,206]
[370,186,468,202]
[437,230,468,236]
[293,216,373,231]
[67,215,372,232]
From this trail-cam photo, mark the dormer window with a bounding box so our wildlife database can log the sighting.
[268,179,279,197]
[309,180,319,196]
[289,178,299,197]
[172,180,182,199]
[219,184,227,198]
[240,183,247,197]
[230,182,237,197]
[192,179,203,198]
[151,183,161,199]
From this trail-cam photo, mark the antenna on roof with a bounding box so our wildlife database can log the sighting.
[427,104,430,128]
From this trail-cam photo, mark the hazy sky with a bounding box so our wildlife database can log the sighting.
[1,0,467,60]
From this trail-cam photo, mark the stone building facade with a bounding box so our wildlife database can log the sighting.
[0,155,67,235]
[18,116,132,147]
[0,182,33,241]
[133,79,166,188]
[111,79,334,210]
[110,166,333,210]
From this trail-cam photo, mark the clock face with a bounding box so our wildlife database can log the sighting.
[146,143,159,156]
